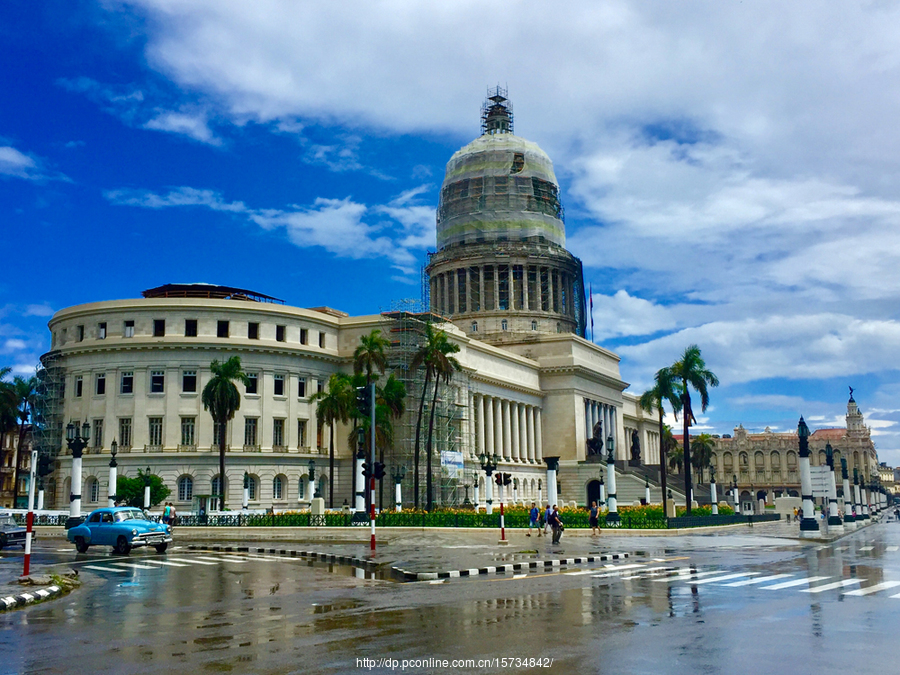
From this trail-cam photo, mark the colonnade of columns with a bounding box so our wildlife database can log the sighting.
[430,263,577,319]
[584,398,617,458]
[473,393,541,464]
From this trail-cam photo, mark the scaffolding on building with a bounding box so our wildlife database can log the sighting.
[380,299,473,509]
[32,351,65,507]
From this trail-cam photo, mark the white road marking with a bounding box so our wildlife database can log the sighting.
[164,557,218,566]
[688,572,759,585]
[428,580,445,585]
[196,556,247,563]
[56,548,72,552]
[723,574,793,587]
[886,546,899,552]
[844,581,900,596]
[762,576,831,590]
[513,574,528,579]
[858,546,874,551]
[137,559,189,567]
[83,565,129,573]
[652,570,726,583]
[110,562,158,570]
[800,579,862,593]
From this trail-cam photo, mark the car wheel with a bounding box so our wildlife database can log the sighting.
[154,543,168,554]
[74,536,89,553]
[115,536,131,555]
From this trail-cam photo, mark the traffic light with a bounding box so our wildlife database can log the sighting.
[373,462,386,480]
[356,386,371,414]
[503,473,512,486]
[37,454,53,477]
[495,473,503,486]
[362,461,372,478]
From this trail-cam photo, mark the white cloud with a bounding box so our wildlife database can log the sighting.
[0,145,67,181]
[144,109,220,145]
[24,304,54,317]
[2,339,27,352]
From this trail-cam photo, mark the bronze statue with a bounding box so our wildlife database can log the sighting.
[630,429,641,464]
[587,420,604,456]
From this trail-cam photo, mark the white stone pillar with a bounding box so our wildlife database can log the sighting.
[798,419,819,537]
[473,481,480,511]
[545,457,559,508]
[493,397,503,460]
[854,478,863,521]
[108,463,117,508]
[584,399,592,441]
[37,488,44,511]
[606,454,619,526]
[518,405,528,465]
[70,455,83,521]
[527,406,536,463]
[355,453,365,512]
[395,479,402,512]
[511,402,520,462]
[827,460,843,532]
[485,472,494,515]
[535,409,543,462]
[477,394,486,456]
[598,479,605,504]
[502,399,512,461]
[710,478,718,515]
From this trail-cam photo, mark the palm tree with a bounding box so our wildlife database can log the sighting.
[670,345,719,514]
[201,356,249,509]
[691,433,715,485]
[11,376,37,506]
[310,373,352,507]
[639,367,681,506]
[354,329,389,385]
[424,334,461,511]
[667,442,684,474]
[409,323,438,509]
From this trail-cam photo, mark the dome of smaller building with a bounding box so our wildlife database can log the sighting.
[435,93,566,251]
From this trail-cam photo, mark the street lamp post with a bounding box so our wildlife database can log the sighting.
[308,460,320,499]
[480,452,499,515]
[841,458,856,530]
[108,440,118,508]
[606,436,620,526]
[644,478,651,506]
[710,466,718,515]
[391,466,406,512]
[733,475,739,514]
[598,474,605,505]
[825,443,843,532]
[243,472,250,510]
[143,466,152,510]
[472,475,480,511]
[65,421,91,529]
[797,416,820,536]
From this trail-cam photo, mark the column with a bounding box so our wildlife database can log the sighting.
[465,267,471,313]
[853,471,863,521]
[797,417,819,536]
[610,406,618,460]
[606,451,620,526]
[523,266,529,310]
[477,395,486,457]
[518,405,528,466]
[485,396,494,457]
[584,399,591,441]
[442,274,449,315]
[827,457,843,532]
[535,408,543,462]
[493,397,503,461]
[479,266,485,312]
[710,477,718,514]
[493,265,500,312]
[484,471,494,515]
[527,406,536,463]
[453,268,460,314]
[355,450,365,512]
[502,399,512,461]
[510,402,520,462]
[545,457,559,508]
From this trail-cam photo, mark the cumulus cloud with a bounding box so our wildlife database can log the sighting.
[0,145,67,181]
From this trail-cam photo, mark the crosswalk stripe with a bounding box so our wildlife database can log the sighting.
[83,565,129,573]
[723,574,793,587]
[858,546,874,551]
[590,564,647,578]
[137,559,189,567]
[653,570,726,583]
[56,548,72,552]
[800,579,862,593]
[165,557,218,565]
[762,576,831,590]
[196,556,247,563]
[886,546,899,552]
[688,573,759,585]
[845,581,900,596]
[111,562,158,570]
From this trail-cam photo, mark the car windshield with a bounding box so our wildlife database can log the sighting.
[0,515,14,527]
[114,510,148,522]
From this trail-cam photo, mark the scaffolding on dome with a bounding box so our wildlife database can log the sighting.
[380,298,473,509]
[481,86,514,135]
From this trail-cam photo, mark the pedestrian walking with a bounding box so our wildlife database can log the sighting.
[169,503,177,530]
[589,500,600,535]
[549,505,564,544]
[162,502,172,526]
[543,504,552,536]
[527,502,541,537]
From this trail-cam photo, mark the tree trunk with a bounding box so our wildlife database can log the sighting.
[425,374,441,512]
[218,419,227,509]
[683,391,692,515]
[328,423,335,508]
[658,404,667,511]
[413,369,431,510]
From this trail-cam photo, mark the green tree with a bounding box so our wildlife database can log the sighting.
[639,366,681,505]
[201,356,249,508]
[670,345,719,514]
[353,329,389,385]
[0,367,17,461]
[691,433,716,485]
[11,375,37,505]
[667,441,684,474]
[310,373,352,507]
[116,471,170,508]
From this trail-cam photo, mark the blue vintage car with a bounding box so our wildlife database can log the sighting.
[67,507,172,554]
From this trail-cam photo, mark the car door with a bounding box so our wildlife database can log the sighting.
[85,511,103,543]
[96,511,116,545]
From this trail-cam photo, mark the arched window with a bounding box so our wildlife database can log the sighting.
[754,451,765,468]
[211,475,225,499]
[771,451,781,468]
[531,320,538,331]
[178,475,193,502]
[818,450,827,466]
[298,476,306,499]
[87,477,99,503]
[273,475,285,501]
[723,452,733,470]
[787,452,798,469]
[472,321,478,332]
[853,451,860,470]
[501,319,508,331]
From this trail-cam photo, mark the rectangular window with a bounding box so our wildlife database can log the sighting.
[95,373,106,396]
[148,417,163,446]
[119,418,132,448]
[297,419,307,447]
[244,418,258,447]
[276,325,286,342]
[273,419,284,447]
[92,419,103,449]
[248,322,259,339]
[274,374,285,396]
[316,421,323,449]
[318,332,325,348]
[77,325,85,342]
[300,328,308,345]
[98,322,107,339]
[298,377,307,398]
[213,422,226,448]
[124,320,134,338]
[316,379,324,394]
[150,370,165,393]
[120,371,133,395]
[217,320,229,338]
[182,370,197,393]
[153,319,165,337]
[181,417,196,446]
[75,376,83,398]
[246,373,258,395]
[184,319,198,337]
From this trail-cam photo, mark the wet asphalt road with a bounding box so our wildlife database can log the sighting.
[2,522,900,674]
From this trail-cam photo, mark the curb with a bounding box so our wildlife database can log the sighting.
[0,585,63,612]
[187,544,378,571]
[392,552,631,582]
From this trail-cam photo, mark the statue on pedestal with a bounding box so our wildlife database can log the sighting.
[587,420,604,457]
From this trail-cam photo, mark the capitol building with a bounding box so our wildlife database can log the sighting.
[39,90,663,512]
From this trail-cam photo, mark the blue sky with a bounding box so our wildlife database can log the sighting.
[3,1,900,464]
